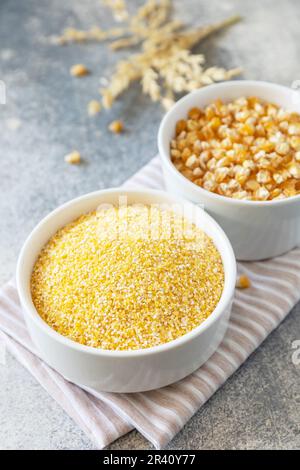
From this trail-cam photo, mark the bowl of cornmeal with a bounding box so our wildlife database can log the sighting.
[17,188,236,392]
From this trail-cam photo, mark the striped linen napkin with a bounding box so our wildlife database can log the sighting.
[1,156,300,449]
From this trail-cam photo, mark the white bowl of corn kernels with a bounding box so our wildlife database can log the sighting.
[158,80,300,260]
[17,188,236,392]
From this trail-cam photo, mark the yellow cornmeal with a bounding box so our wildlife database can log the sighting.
[31,205,224,351]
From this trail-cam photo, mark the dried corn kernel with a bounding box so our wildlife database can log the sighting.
[288,123,300,136]
[70,64,90,77]
[31,206,224,351]
[235,167,250,184]
[288,163,300,179]
[182,147,192,161]
[256,170,271,184]
[245,179,260,191]
[210,117,222,129]
[192,167,203,177]
[171,97,300,201]
[171,149,181,158]
[239,123,255,136]
[64,150,81,164]
[283,180,297,196]
[88,100,101,116]
[188,107,202,120]
[215,167,229,183]
[186,154,198,168]
[232,190,249,200]
[109,120,124,133]
[236,274,251,289]
[176,119,187,135]
[275,142,290,155]
[255,186,269,200]
[290,137,300,151]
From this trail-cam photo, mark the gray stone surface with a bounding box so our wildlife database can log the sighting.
[0,0,299,450]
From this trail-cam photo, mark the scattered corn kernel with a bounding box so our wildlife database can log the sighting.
[70,64,90,77]
[64,150,81,164]
[109,120,124,133]
[31,206,224,351]
[88,99,101,116]
[171,97,300,201]
[236,274,251,289]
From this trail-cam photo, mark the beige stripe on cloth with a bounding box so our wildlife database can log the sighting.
[0,157,300,449]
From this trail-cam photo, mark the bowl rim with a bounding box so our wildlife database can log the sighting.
[158,79,300,207]
[16,188,236,358]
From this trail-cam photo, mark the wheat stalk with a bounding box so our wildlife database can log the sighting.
[56,1,242,110]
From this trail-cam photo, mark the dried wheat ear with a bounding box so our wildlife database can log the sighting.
[56,0,242,110]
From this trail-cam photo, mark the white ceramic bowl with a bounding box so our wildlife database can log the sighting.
[17,188,236,393]
[158,80,300,261]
